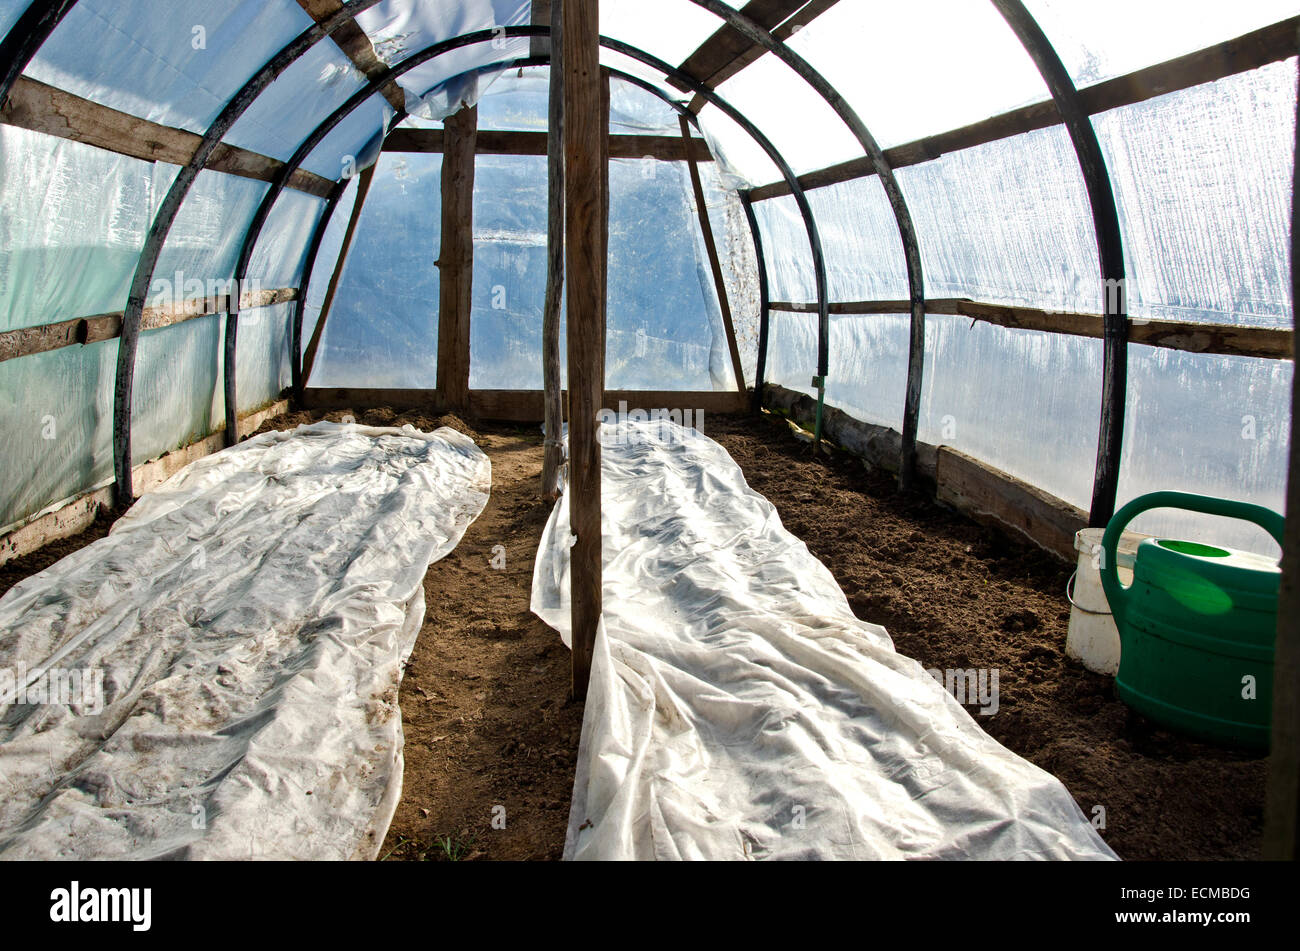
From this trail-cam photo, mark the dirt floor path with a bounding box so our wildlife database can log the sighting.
[0,406,1266,861]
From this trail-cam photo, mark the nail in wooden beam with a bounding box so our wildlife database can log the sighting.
[563,0,606,700]
[435,103,477,412]
[302,165,377,385]
[680,114,745,394]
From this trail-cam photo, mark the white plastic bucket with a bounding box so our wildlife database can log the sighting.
[1066,527,1142,675]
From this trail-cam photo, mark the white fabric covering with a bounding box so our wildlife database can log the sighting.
[532,420,1116,860]
[0,422,489,860]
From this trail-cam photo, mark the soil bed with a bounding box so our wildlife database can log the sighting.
[0,406,1263,861]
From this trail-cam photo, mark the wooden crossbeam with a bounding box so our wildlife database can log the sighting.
[295,0,407,112]
[0,288,298,364]
[749,16,1300,202]
[383,126,714,161]
[1,77,335,198]
[685,0,841,113]
[672,0,808,93]
[769,298,1295,360]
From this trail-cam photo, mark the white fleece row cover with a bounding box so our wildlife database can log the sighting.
[0,422,490,860]
[533,420,1117,860]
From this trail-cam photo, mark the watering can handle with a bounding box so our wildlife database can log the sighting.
[1099,491,1285,634]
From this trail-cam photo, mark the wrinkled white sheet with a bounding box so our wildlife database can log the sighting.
[0,422,490,860]
[533,421,1116,860]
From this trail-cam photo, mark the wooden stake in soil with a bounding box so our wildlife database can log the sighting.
[562,0,606,699]
[541,0,566,502]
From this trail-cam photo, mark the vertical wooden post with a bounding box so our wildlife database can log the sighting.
[437,103,478,412]
[679,114,746,395]
[563,0,606,699]
[301,163,376,387]
[1263,48,1300,861]
[541,0,566,501]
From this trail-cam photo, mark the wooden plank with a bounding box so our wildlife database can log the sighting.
[383,127,713,161]
[2,77,335,198]
[295,0,407,112]
[769,298,1295,360]
[680,114,745,394]
[687,0,841,112]
[541,0,565,502]
[0,399,290,567]
[749,16,1300,202]
[302,167,377,384]
[435,104,477,412]
[1264,36,1300,861]
[672,0,808,92]
[300,387,749,419]
[0,287,298,364]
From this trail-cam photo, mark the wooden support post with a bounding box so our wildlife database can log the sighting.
[541,0,566,502]
[301,164,376,386]
[563,0,606,700]
[680,114,746,395]
[1263,47,1300,861]
[437,103,478,412]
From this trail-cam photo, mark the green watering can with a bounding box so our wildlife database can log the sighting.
[1099,491,1284,751]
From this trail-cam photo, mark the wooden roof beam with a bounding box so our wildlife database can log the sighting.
[296,0,408,113]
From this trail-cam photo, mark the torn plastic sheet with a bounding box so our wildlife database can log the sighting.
[532,420,1117,860]
[0,422,490,860]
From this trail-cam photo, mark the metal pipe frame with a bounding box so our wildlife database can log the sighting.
[739,191,771,412]
[992,0,1129,527]
[289,180,349,405]
[219,25,828,436]
[0,0,76,103]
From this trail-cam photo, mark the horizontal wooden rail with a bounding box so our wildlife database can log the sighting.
[1,77,336,199]
[674,0,809,92]
[303,387,749,420]
[0,287,298,363]
[769,297,1294,360]
[749,16,1299,202]
[296,0,407,112]
[384,127,714,162]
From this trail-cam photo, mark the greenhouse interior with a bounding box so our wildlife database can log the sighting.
[0,0,1297,866]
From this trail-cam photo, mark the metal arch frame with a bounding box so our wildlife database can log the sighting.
[220,25,829,432]
[739,192,771,411]
[687,0,928,484]
[0,0,76,103]
[104,0,386,506]
[288,179,349,404]
[992,0,1129,527]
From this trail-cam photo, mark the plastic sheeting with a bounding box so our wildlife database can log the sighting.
[532,420,1117,861]
[0,421,490,860]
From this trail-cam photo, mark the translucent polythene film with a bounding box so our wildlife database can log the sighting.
[533,421,1117,860]
[312,154,443,390]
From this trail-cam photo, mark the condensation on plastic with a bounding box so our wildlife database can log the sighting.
[0,126,172,332]
[312,154,442,390]
[474,66,549,131]
[808,176,908,302]
[898,125,1102,312]
[750,195,815,302]
[1025,0,1300,87]
[1095,60,1297,328]
[786,0,1049,151]
[232,302,294,413]
[23,0,310,136]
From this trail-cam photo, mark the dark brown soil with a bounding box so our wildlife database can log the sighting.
[1,405,1265,861]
